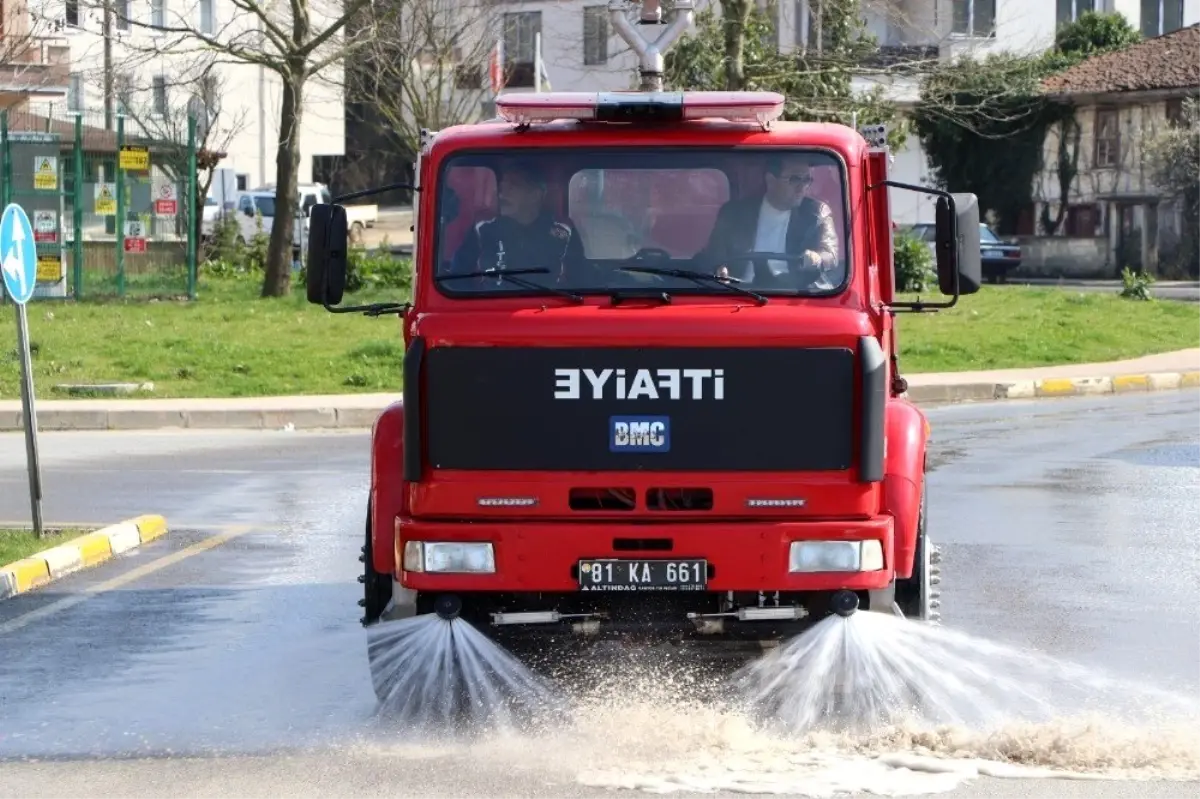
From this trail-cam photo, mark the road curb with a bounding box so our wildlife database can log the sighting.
[0,514,168,601]
[0,370,1196,433]
[0,406,380,432]
[905,369,1200,404]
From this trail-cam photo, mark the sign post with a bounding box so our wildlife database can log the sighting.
[1,203,44,537]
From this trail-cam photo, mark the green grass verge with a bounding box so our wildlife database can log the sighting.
[895,286,1199,373]
[1,275,407,399]
[1,279,1196,400]
[0,527,90,566]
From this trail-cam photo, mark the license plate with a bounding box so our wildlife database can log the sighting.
[578,559,707,592]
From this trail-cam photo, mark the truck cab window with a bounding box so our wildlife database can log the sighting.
[434,148,849,298]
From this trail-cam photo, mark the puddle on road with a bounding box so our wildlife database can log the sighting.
[1105,442,1200,469]
[355,612,1200,797]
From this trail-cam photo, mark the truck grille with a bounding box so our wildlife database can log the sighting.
[422,346,857,472]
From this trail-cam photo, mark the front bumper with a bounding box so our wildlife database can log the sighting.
[394,517,894,592]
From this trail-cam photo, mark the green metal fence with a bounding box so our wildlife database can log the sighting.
[0,104,197,301]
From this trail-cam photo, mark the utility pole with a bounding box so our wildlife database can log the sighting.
[103,0,114,130]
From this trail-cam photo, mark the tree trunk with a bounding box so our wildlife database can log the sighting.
[262,68,305,298]
[194,172,214,260]
[720,0,751,92]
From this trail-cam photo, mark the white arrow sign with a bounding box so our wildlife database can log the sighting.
[2,210,28,300]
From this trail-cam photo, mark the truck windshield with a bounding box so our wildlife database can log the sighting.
[433,148,849,299]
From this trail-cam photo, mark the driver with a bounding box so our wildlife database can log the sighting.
[695,153,840,288]
[449,159,588,281]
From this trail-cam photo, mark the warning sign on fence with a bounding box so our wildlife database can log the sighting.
[154,182,178,216]
[95,183,116,215]
[37,254,61,283]
[34,156,57,190]
[124,219,147,253]
[119,145,149,172]
[33,210,57,243]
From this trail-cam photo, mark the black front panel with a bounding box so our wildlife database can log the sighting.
[424,347,855,472]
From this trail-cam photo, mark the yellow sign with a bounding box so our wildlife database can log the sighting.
[95,182,116,215]
[34,155,57,190]
[37,255,60,283]
[119,145,149,171]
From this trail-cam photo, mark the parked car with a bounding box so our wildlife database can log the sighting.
[909,222,1021,284]
[234,191,306,261]
[251,183,379,243]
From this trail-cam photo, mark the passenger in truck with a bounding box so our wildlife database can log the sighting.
[448,159,589,281]
[695,153,841,289]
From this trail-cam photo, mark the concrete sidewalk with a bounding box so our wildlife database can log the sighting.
[902,348,1200,401]
[1,349,1197,432]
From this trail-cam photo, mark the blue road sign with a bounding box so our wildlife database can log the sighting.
[1,203,38,305]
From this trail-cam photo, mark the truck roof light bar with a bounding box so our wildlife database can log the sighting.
[495,91,786,128]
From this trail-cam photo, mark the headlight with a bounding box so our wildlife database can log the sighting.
[403,541,495,573]
[788,541,884,573]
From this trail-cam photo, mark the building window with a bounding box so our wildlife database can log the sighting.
[1065,204,1099,237]
[951,0,995,37]
[200,0,215,34]
[65,0,79,26]
[1056,0,1095,26]
[1165,97,1186,127]
[583,5,608,66]
[1141,0,1184,36]
[151,0,165,28]
[67,73,83,111]
[502,11,540,88]
[1094,108,1120,168]
[153,76,168,115]
[116,0,130,30]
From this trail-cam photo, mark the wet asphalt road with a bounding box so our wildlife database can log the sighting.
[0,390,1198,797]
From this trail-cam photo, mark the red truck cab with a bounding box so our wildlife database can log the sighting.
[305,90,981,682]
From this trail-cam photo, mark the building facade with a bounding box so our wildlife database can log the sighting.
[481,0,1199,224]
[19,0,345,191]
[1034,24,1198,277]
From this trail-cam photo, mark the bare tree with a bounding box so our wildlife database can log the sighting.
[1141,97,1199,274]
[102,60,251,252]
[350,0,499,158]
[95,0,381,296]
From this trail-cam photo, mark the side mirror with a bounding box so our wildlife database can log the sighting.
[243,207,254,218]
[934,193,982,296]
[306,203,348,306]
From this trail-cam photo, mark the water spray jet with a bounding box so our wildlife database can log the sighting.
[830,590,859,618]
[434,594,463,620]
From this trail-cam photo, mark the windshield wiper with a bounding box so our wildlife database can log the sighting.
[436,268,584,303]
[617,266,768,305]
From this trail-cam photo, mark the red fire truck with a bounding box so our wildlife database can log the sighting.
[305,0,980,689]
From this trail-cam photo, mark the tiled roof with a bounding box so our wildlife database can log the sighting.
[1041,24,1200,96]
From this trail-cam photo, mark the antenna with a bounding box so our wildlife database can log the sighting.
[608,0,695,92]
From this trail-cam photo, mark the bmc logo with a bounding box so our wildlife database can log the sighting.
[610,416,670,453]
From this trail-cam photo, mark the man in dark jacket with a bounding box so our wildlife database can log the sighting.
[449,160,588,283]
[695,153,841,290]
